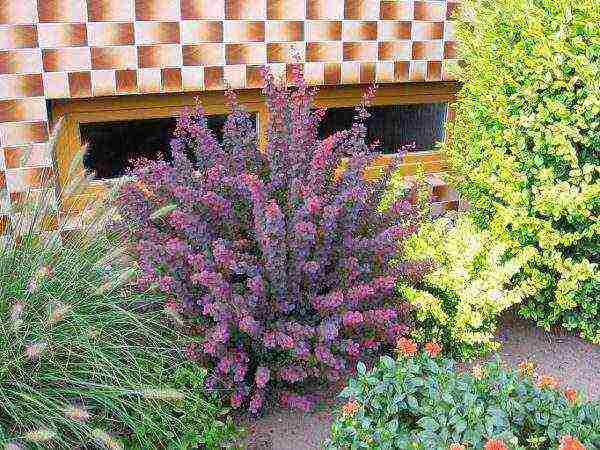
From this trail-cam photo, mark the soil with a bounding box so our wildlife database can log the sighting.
[239,312,600,450]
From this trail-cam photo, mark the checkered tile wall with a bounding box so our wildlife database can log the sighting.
[0,0,459,229]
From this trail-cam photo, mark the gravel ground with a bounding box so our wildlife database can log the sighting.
[240,313,600,450]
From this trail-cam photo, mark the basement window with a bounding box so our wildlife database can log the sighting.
[317,103,448,154]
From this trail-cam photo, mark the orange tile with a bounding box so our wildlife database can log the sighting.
[0,25,38,49]
[224,21,265,42]
[412,22,445,41]
[412,41,444,60]
[427,60,442,81]
[183,44,225,66]
[394,61,410,81]
[68,71,92,97]
[0,74,44,98]
[344,0,379,20]
[115,69,138,94]
[91,46,137,70]
[267,0,305,19]
[306,0,343,19]
[306,21,342,41]
[306,42,342,62]
[266,21,304,42]
[37,23,88,48]
[135,21,181,44]
[225,0,266,19]
[380,1,413,20]
[0,49,43,74]
[414,1,446,21]
[0,98,46,122]
[91,69,116,96]
[379,41,411,60]
[0,0,38,24]
[181,20,223,43]
[181,0,225,19]
[444,41,457,59]
[87,0,135,21]
[379,21,412,40]
[267,43,303,63]
[42,48,91,72]
[246,65,265,88]
[324,62,341,85]
[3,143,51,169]
[226,43,266,65]
[343,21,378,41]
[38,0,87,22]
[359,62,375,82]
[87,23,135,46]
[204,66,225,90]
[0,172,5,189]
[137,45,182,68]
[161,68,182,92]
[343,42,378,61]
[135,0,181,21]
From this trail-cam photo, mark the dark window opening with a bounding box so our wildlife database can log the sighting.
[81,114,256,179]
[317,103,448,154]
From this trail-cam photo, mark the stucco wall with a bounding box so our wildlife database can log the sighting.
[0,0,459,227]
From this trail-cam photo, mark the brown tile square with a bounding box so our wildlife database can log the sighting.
[135,21,181,44]
[444,41,457,59]
[412,41,443,60]
[0,74,44,98]
[345,0,379,20]
[226,43,266,65]
[38,0,87,22]
[343,42,377,61]
[380,1,412,20]
[225,0,266,19]
[115,69,138,93]
[0,172,5,191]
[181,0,225,19]
[135,0,181,21]
[412,22,444,40]
[0,49,43,74]
[87,23,135,46]
[181,20,223,43]
[42,48,91,72]
[204,66,225,90]
[414,1,446,21]
[246,65,265,88]
[0,25,38,49]
[0,122,48,147]
[379,21,412,40]
[266,21,304,42]
[87,0,135,21]
[183,44,225,66]
[394,61,409,81]
[42,72,69,98]
[306,42,342,62]
[91,69,116,96]
[161,68,182,92]
[68,71,91,97]
[0,0,38,24]
[379,41,411,60]
[343,21,377,41]
[267,43,303,63]
[137,44,182,68]
[138,68,161,92]
[359,62,375,83]
[427,60,442,81]
[37,23,88,48]
[5,167,54,192]
[306,0,343,20]
[324,62,341,85]
[91,46,137,70]
[267,0,304,19]
[224,21,265,42]
[0,98,46,122]
[306,21,342,41]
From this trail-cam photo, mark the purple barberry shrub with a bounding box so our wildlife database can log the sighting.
[118,67,430,413]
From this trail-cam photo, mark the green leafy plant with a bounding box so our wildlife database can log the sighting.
[325,340,600,450]
[398,214,535,358]
[0,122,239,449]
[448,0,600,342]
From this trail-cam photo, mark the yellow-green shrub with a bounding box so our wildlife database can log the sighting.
[398,215,535,357]
[448,0,600,342]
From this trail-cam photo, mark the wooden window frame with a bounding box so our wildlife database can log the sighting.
[49,81,459,202]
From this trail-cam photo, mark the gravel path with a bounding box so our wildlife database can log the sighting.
[241,313,600,450]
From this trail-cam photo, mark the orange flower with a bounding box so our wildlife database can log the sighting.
[342,400,359,417]
[396,337,418,357]
[564,387,578,403]
[484,439,509,450]
[424,341,442,357]
[518,359,535,376]
[449,444,466,450]
[537,374,558,389]
[559,435,586,450]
